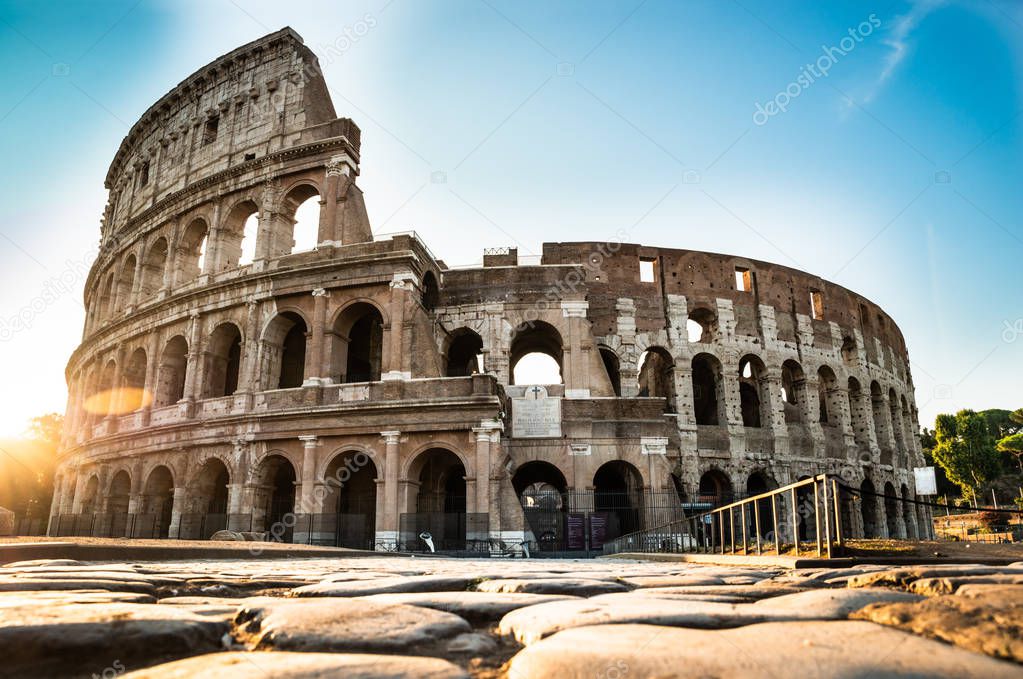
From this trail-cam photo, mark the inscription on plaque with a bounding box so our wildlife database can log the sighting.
[511,385,562,438]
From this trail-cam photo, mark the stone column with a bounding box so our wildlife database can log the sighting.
[383,274,414,380]
[561,300,590,398]
[294,435,319,543]
[181,311,202,416]
[378,431,401,548]
[305,288,329,385]
[320,156,355,245]
[128,248,145,312]
[616,298,639,397]
[106,344,126,425]
[168,486,186,538]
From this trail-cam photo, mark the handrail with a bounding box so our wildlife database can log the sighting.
[603,474,844,559]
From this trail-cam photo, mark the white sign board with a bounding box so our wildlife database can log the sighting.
[914,466,938,496]
[512,386,562,438]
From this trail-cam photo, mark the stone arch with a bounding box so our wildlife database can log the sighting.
[638,346,675,412]
[120,347,148,412]
[593,460,645,539]
[889,387,906,457]
[598,345,622,397]
[79,474,100,514]
[332,300,386,383]
[262,311,308,389]
[97,272,115,320]
[860,477,878,538]
[421,271,439,311]
[177,217,209,284]
[513,461,569,551]
[692,352,724,425]
[106,469,131,537]
[321,449,379,549]
[817,365,841,426]
[203,322,243,398]
[445,328,483,377]
[900,483,917,539]
[115,253,137,313]
[281,182,322,255]
[510,321,563,385]
[154,335,188,407]
[687,307,717,343]
[738,354,769,428]
[870,381,890,459]
[140,237,168,297]
[841,335,857,366]
[847,377,869,446]
[141,465,175,539]
[884,481,899,538]
[780,359,807,424]
[219,198,260,269]
[746,470,777,539]
[698,468,733,507]
[187,457,230,514]
[253,453,297,541]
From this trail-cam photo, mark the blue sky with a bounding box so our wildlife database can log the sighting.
[0,0,1019,436]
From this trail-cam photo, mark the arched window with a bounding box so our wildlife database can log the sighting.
[889,387,906,455]
[140,238,168,297]
[817,366,840,426]
[115,254,136,313]
[263,312,308,389]
[98,273,114,319]
[155,335,188,407]
[638,347,675,411]
[870,381,890,454]
[333,303,384,383]
[593,461,644,539]
[177,218,209,284]
[220,200,260,269]
[687,307,716,343]
[510,321,563,385]
[841,336,857,366]
[692,353,723,425]
[204,323,242,398]
[446,329,483,377]
[285,185,321,254]
[698,469,732,507]
[141,466,174,539]
[781,360,806,424]
[120,348,148,412]
[254,454,297,542]
[599,347,621,397]
[739,355,767,428]
[422,271,439,311]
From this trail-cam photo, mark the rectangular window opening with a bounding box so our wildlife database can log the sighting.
[639,258,656,283]
[810,290,824,320]
[137,161,149,188]
[734,267,752,292]
[203,116,220,146]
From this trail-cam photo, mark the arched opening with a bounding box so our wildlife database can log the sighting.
[847,377,868,446]
[698,469,732,508]
[687,307,716,343]
[738,355,767,428]
[220,200,260,269]
[781,360,806,424]
[186,458,230,539]
[598,347,621,396]
[107,470,131,537]
[593,461,644,543]
[333,303,384,383]
[884,481,899,538]
[263,312,308,389]
[120,347,148,412]
[513,461,568,552]
[889,388,905,456]
[115,254,136,313]
[795,475,813,542]
[817,366,840,426]
[285,185,321,254]
[79,475,99,515]
[98,274,115,320]
[322,451,378,549]
[841,336,857,366]
[140,238,167,297]
[510,321,563,385]
[638,347,675,412]
[692,353,723,425]
[746,471,776,539]
[860,478,877,538]
[445,329,483,377]
[154,336,188,408]
[86,359,117,420]
[141,466,174,539]
[177,218,209,284]
[203,323,242,398]
[421,271,439,311]
[409,448,467,551]
[870,381,890,459]
[256,455,296,543]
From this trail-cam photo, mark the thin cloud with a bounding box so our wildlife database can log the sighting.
[865,0,946,102]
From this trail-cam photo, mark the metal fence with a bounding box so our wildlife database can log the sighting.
[603,475,844,558]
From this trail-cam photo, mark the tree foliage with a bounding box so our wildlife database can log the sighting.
[0,413,61,518]
[930,410,1001,502]
[997,432,1023,472]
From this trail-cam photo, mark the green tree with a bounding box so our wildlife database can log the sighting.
[997,432,1023,472]
[930,410,1001,502]
[980,409,1022,440]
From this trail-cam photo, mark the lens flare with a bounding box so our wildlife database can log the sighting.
[83,388,153,416]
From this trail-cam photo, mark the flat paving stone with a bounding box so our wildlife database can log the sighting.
[121,651,468,678]
[909,574,1023,596]
[499,587,922,644]
[234,598,471,654]
[290,575,473,597]
[619,574,725,587]
[357,591,577,623]
[848,565,1023,589]
[0,602,229,677]
[0,590,156,607]
[853,585,1023,664]
[0,577,156,594]
[475,578,629,596]
[508,621,1023,678]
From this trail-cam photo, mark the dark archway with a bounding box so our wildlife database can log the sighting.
[106,470,131,537]
[781,360,806,424]
[446,329,483,377]
[593,461,644,543]
[510,321,563,385]
[323,451,378,549]
[739,355,767,428]
[513,461,569,552]
[264,312,307,389]
[185,458,230,539]
[884,481,899,538]
[204,323,242,398]
[861,478,878,538]
[599,347,621,396]
[692,353,722,425]
[141,466,174,539]
[698,469,732,507]
[334,303,384,383]
[422,271,439,311]
[258,455,297,543]
[746,471,776,539]
[409,448,467,551]
[638,347,675,412]
[155,335,188,408]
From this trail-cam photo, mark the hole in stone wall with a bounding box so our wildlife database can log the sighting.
[639,258,656,283]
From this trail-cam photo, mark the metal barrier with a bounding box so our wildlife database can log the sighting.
[603,474,844,558]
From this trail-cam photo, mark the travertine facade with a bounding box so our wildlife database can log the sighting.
[51,28,929,551]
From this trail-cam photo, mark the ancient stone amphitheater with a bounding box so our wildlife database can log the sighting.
[50,28,929,552]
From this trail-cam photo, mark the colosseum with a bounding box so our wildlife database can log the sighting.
[50,28,930,553]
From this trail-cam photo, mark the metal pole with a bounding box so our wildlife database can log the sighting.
[791,487,799,557]
[814,480,822,557]
[832,478,843,549]
[754,499,762,555]
[729,507,735,553]
[741,503,748,554]
[771,494,780,555]
[822,476,832,559]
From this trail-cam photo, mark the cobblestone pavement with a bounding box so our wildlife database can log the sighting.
[0,555,1021,678]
